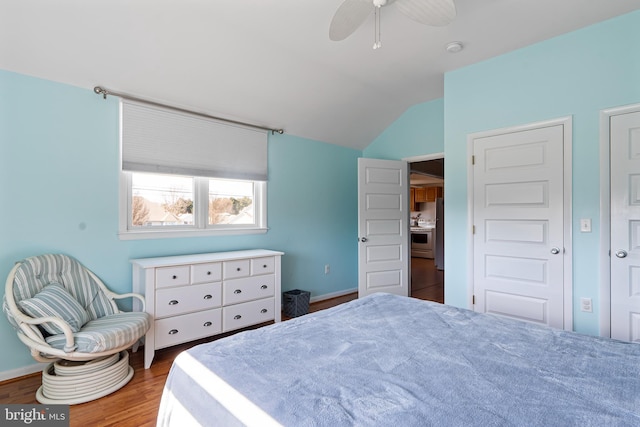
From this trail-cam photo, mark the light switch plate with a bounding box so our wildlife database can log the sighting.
[580,218,591,233]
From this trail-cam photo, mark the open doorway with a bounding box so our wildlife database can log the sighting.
[409,157,444,303]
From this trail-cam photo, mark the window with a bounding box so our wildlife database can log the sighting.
[208,178,256,225]
[122,172,266,238]
[119,99,268,239]
[130,173,194,227]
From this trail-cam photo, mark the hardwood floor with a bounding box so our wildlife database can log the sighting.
[410,257,445,304]
[0,264,443,425]
[1,336,196,426]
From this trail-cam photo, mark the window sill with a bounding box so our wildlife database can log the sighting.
[118,227,268,240]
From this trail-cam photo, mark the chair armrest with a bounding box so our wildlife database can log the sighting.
[108,292,146,312]
[15,312,77,352]
[84,269,146,312]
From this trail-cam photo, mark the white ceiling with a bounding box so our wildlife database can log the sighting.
[2,1,639,150]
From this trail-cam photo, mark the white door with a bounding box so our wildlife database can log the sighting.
[358,158,409,298]
[610,110,640,342]
[472,123,567,328]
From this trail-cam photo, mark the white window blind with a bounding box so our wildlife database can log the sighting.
[121,99,268,181]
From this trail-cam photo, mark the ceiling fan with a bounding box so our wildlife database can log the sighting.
[329,0,456,49]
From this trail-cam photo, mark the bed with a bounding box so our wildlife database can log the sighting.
[157,293,640,426]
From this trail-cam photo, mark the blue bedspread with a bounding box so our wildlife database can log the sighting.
[157,293,640,426]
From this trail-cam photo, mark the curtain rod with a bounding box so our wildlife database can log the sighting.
[93,86,284,135]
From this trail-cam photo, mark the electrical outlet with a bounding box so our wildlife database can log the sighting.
[324,264,330,275]
[580,297,592,313]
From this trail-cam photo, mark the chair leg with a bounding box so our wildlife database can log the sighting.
[35,351,133,405]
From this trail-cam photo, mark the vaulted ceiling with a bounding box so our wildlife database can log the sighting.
[2,1,639,149]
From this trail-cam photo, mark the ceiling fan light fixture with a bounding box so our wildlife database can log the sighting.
[373,3,382,49]
[445,41,463,53]
[329,0,457,46]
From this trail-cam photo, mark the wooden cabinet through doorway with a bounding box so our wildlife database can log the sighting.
[414,188,427,203]
[426,186,442,202]
[411,186,443,208]
[410,188,416,211]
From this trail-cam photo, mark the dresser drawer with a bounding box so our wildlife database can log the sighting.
[223,275,275,305]
[155,282,222,318]
[192,262,222,284]
[223,259,251,279]
[251,256,275,275]
[222,297,274,332]
[155,308,222,349]
[156,266,190,289]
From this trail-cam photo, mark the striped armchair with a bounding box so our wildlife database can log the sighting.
[3,254,151,404]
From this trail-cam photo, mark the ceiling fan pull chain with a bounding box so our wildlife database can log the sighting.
[373,5,382,50]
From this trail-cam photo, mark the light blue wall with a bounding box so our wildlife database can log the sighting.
[444,11,640,335]
[0,70,360,372]
[363,98,444,159]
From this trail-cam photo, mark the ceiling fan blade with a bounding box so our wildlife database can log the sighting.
[329,0,373,41]
[394,0,456,27]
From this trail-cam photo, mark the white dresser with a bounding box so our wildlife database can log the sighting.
[131,249,284,369]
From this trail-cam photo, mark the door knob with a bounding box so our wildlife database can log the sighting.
[615,250,628,258]
[550,247,560,254]
[360,237,368,243]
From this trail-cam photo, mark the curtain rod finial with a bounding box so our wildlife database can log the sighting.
[93,86,108,99]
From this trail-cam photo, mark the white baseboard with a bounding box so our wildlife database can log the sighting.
[0,362,47,383]
[310,288,357,303]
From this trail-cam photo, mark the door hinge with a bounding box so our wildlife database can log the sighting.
[471,155,475,165]
[472,295,475,305]
[472,225,476,234]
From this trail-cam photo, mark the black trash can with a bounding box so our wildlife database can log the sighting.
[282,289,311,318]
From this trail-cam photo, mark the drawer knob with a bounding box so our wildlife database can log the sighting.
[234,315,242,320]
[207,271,212,275]
[203,321,212,327]
[261,285,268,290]
[261,308,268,314]
[203,294,213,300]
[168,329,179,335]
[234,289,242,294]
[263,264,267,268]
[168,300,179,305]
[236,267,241,271]
[172,275,177,279]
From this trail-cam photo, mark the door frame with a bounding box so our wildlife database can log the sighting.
[467,117,573,330]
[599,103,640,338]
[404,152,445,295]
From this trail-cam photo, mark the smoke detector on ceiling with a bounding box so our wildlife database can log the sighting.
[445,41,463,53]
